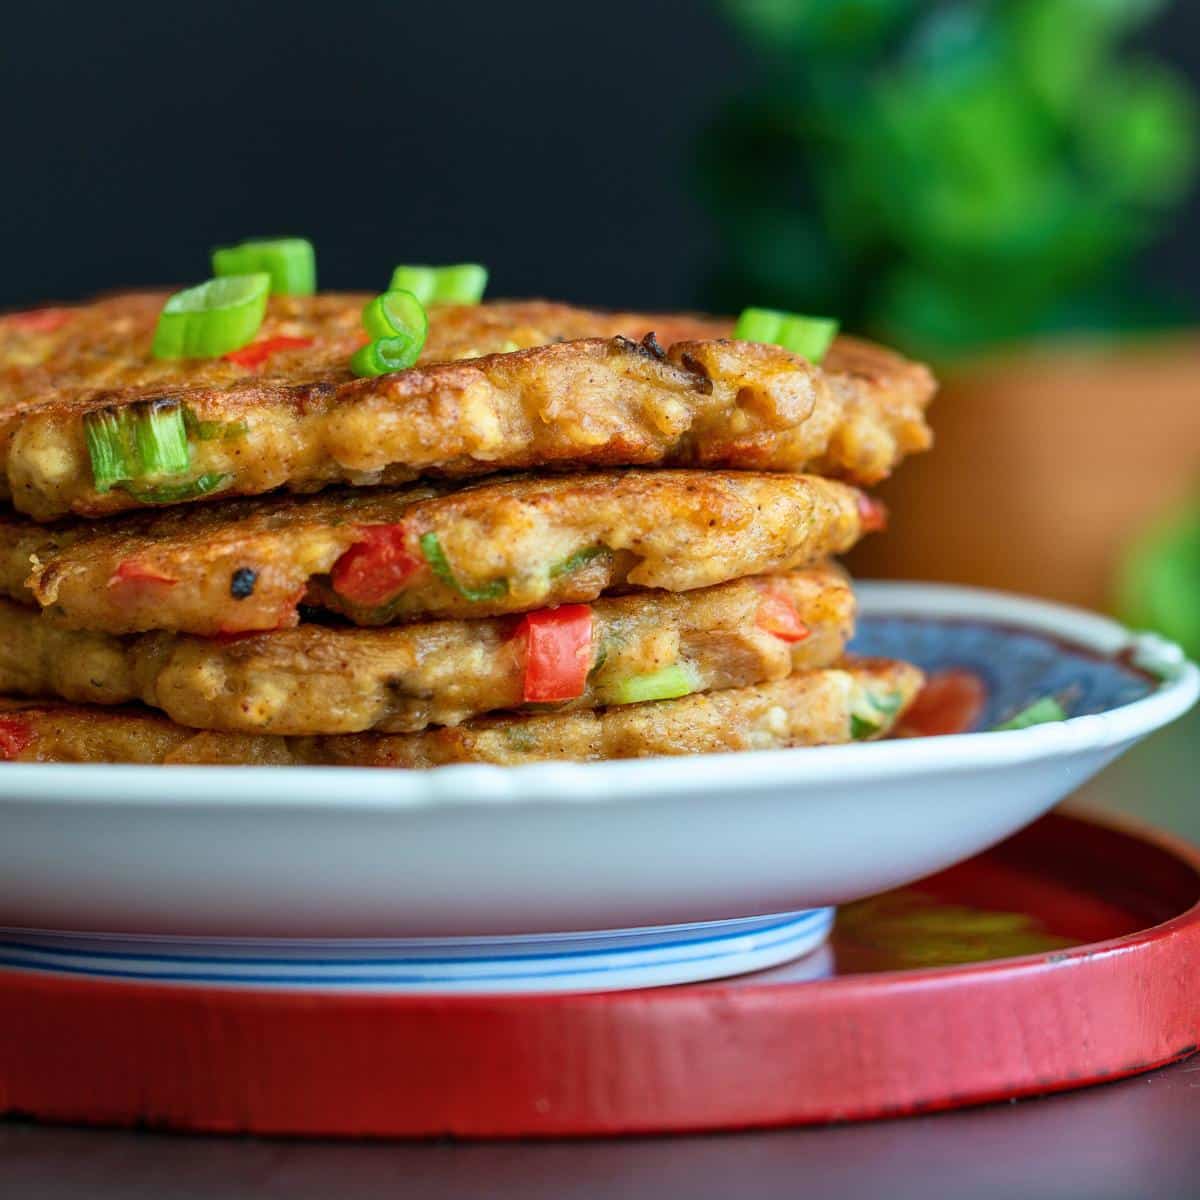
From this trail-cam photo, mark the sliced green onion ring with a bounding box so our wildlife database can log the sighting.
[733,307,839,363]
[351,289,429,377]
[610,664,699,706]
[212,238,316,296]
[124,472,233,505]
[994,697,1067,732]
[849,689,904,741]
[388,263,488,305]
[152,275,271,360]
[84,402,192,493]
[419,532,508,602]
[548,545,608,579]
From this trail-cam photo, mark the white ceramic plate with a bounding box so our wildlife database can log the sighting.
[0,583,1194,961]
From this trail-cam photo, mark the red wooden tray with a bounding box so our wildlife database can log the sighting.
[1,809,1198,1138]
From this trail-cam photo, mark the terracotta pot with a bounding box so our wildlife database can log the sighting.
[847,334,1200,612]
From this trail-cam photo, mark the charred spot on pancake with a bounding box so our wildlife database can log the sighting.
[230,568,258,599]
[678,352,714,396]
[610,335,714,395]
[640,332,666,361]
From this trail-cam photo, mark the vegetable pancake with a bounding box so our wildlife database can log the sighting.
[0,294,934,519]
[0,658,923,765]
[8,470,879,635]
[0,565,853,734]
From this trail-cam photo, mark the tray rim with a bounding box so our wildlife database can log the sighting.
[2,808,1198,1136]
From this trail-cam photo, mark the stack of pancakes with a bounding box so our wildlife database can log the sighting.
[0,296,935,765]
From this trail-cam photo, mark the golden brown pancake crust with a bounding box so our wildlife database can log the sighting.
[0,295,934,519]
[8,470,873,635]
[0,566,853,734]
[0,658,922,765]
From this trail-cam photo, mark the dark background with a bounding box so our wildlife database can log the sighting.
[1,0,1197,313]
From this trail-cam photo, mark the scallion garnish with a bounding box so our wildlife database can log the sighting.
[850,690,904,740]
[133,401,191,477]
[733,307,839,363]
[418,531,507,602]
[84,409,137,493]
[123,473,232,505]
[350,289,429,377]
[84,402,192,493]
[183,408,249,441]
[212,238,316,296]
[548,545,608,579]
[388,264,488,305]
[610,664,699,706]
[152,275,271,360]
[994,697,1067,732]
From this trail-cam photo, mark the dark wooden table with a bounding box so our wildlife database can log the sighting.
[3,711,1197,1197]
[2,1057,1199,1199]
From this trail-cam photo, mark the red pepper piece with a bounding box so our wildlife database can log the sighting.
[896,668,987,738]
[0,716,35,761]
[756,587,811,643]
[224,336,314,369]
[108,561,178,589]
[857,494,888,534]
[330,525,422,608]
[4,307,73,333]
[517,604,593,702]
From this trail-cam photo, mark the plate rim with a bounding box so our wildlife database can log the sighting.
[0,581,1194,810]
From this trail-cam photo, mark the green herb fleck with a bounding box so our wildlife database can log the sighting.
[850,714,881,741]
[419,532,508,602]
[850,690,904,741]
[549,544,608,580]
[183,407,249,441]
[123,472,233,505]
[994,696,1067,732]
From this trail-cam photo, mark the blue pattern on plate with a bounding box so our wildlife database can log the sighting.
[851,616,1154,730]
[0,910,834,990]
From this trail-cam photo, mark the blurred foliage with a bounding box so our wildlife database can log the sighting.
[1117,498,1200,659]
[699,0,1198,356]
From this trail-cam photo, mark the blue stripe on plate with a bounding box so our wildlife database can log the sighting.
[0,914,834,986]
[0,912,827,967]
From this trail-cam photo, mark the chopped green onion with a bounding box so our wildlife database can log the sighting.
[84,409,137,493]
[152,275,271,360]
[994,697,1067,732]
[123,473,232,505]
[212,238,316,296]
[850,690,904,741]
[133,401,190,477]
[850,714,881,740]
[350,336,422,377]
[183,408,248,441]
[351,289,429,378]
[610,664,699,706]
[419,532,508,602]
[362,290,428,342]
[733,307,839,363]
[548,545,608,580]
[84,402,192,493]
[388,264,488,305]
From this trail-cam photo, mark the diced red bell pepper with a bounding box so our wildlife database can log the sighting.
[0,716,35,761]
[896,669,987,738]
[3,307,73,333]
[108,560,178,589]
[857,494,888,534]
[756,587,811,642]
[224,336,314,369]
[517,604,593,702]
[330,525,422,607]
